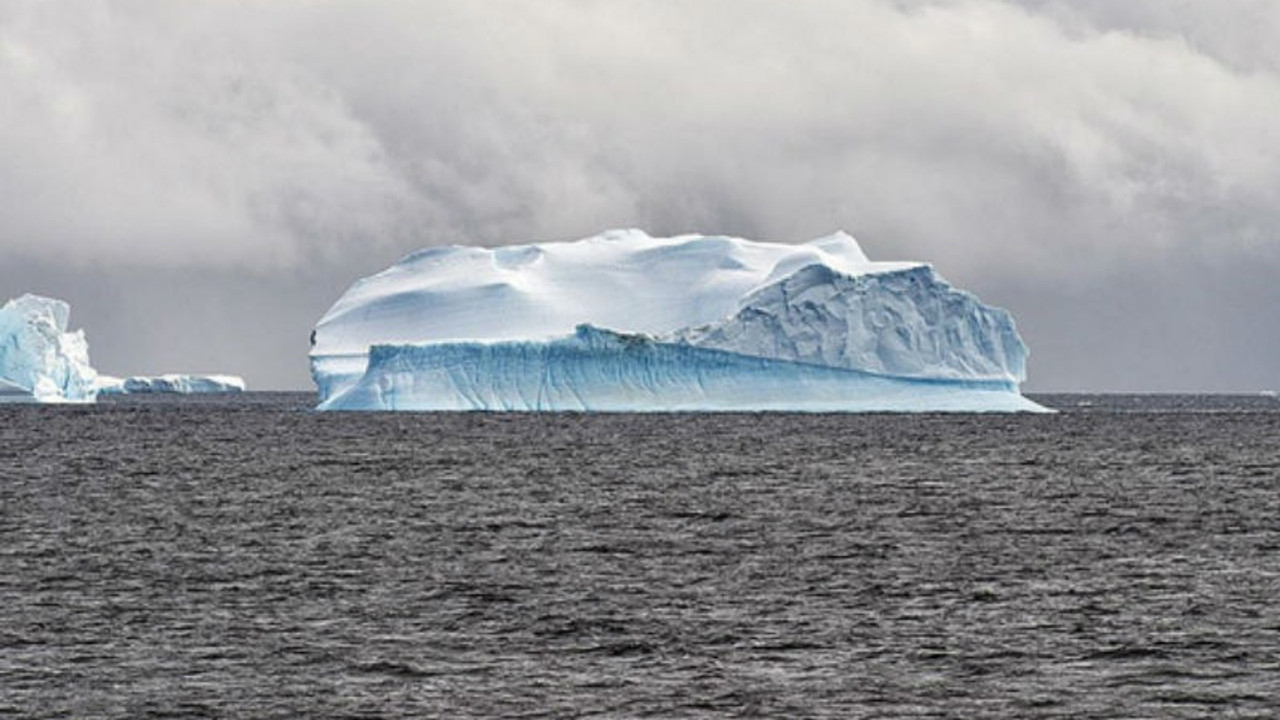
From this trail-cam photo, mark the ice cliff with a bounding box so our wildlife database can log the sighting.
[311,230,1045,412]
[0,294,98,403]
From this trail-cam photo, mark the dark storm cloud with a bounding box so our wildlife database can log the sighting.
[1,1,1276,390]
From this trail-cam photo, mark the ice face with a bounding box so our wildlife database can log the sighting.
[672,264,1028,382]
[311,230,1042,412]
[0,294,98,403]
[321,326,1046,413]
[98,374,246,395]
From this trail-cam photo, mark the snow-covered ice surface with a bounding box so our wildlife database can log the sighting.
[312,230,1046,412]
[99,374,246,395]
[0,294,98,403]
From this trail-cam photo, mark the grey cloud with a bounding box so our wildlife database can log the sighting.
[0,1,423,268]
[1015,0,1280,74]
[0,1,1276,390]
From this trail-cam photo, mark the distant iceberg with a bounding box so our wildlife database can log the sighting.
[98,374,246,395]
[311,230,1047,412]
[0,294,98,403]
[1,293,248,404]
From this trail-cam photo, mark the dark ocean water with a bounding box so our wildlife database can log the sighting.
[2,393,1279,718]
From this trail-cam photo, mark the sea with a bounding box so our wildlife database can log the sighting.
[2,393,1279,718]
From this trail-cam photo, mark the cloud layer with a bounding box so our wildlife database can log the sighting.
[1,1,1277,390]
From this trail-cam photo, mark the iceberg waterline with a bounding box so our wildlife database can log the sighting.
[313,230,1047,412]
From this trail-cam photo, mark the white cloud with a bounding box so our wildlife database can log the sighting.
[1,0,1277,284]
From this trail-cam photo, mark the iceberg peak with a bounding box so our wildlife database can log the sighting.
[805,230,869,264]
[595,228,652,243]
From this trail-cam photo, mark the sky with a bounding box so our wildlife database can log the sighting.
[1,0,1277,392]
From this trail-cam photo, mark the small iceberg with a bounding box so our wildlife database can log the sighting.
[98,374,246,395]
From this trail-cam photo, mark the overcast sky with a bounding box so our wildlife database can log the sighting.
[2,0,1277,391]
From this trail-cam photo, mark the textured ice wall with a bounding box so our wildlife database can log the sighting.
[674,264,1027,382]
[321,326,1045,412]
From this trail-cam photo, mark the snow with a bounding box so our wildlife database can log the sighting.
[312,230,1045,412]
[100,374,246,395]
[0,294,98,403]
[321,326,1044,413]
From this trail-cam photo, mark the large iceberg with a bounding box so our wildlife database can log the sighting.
[0,294,98,403]
[311,230,1046,412]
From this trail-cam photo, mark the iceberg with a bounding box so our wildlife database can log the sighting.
[311,230,1047,412]
[98,374,246,395]
[0,294,98,403]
